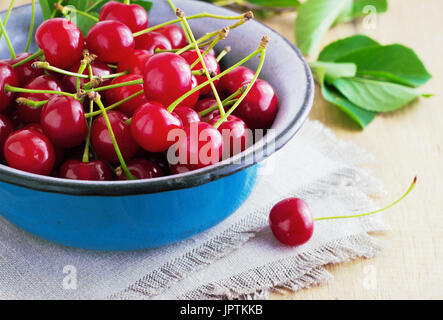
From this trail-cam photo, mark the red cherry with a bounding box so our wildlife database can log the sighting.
[0,114,13,159]
[219,66,254,96]
[173,106,201,126]
[131,102,183,153]
[0,62,19,111]
[169,163,194,175]
[180,75,200,109]
[135,31,172,54]
[193,98,224,123]
[23,123,44,133]
[143,52,192,106]
[4,129,55,175]
[2,105,25,130]
[59,159,114,181]
[269,198,314,246]
[35,18,84,69]
[174,122,223,168]
[86,21,135,63]
[99,1,149,33]
[91,110,139,164]
[234,80,279,130]
[16,75,63,123]
[181,50,220,95]
[156,25,187,49]
[116,49,153,75]
[40,96,88,148]
[134,149,170,175]
[105,74,148,116]
[117,158,163,180]
[208,115,249,157]
[62,60,112,93]
[5,53,44,86]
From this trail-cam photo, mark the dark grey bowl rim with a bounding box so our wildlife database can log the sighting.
[0,2,314,197]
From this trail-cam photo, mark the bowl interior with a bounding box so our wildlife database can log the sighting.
[0,0,313,196]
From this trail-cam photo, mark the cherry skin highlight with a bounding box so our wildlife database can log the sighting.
[62,60,112,93]
[16,75,63,123]
[0,114,13,159]
[91,110,139,164]
[269,198,314,247]
[3,129,55,175]
[143,52,193,106]
[117,158,163,180]
[86,21,135,63]
[174,122,223,168]
[156,24,187,49]
[99,1,149,33]
[40,96,88,148]
[105,74,148,117]
[59,159,114,181]
[117,49,153,75]
[0,62,18,111]
[35,18,84,69]
[208,115,249,158]
[219,66,254,96]
[234,79,279,130]
[135,31,172,54]
[4,53,44,86]
[181,50,220,95]
[131,101,183,153]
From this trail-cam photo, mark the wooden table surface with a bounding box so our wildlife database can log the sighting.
[3,0,443,300]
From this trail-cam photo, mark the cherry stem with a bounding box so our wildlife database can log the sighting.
[86,0,105,13]
[167,45,262,113]
[132,11,250,38]
[11,49,43,68]
[4,84,77,98]
[214,38,268,129]
[0,0,15,41]
[85,90,144,118]
[198,85,247,117]
[50,0,63,18]
[82,99,94,163]
[84,79,143,93]
[177,9,225,116]
[216,46,231,62]
[0,15,16,59]
[314,177,418,221]
[25,0,36,52]
[91,93,135,180]
[15,97,47,109]
[166,0,191,44]
[55,3,99,22]
[124,0,130,5]
[190,29,228,69]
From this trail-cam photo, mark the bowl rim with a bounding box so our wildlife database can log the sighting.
[0,1,314,197]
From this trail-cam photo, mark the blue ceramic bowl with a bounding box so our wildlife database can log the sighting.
[0,0,313,250]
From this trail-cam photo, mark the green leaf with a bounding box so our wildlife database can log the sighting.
[309,61,356,84]
[336,44,432,87]
[318,34,380,62]
[352,0,388,17]
[74,11,99,36]
[322,83,376,128]
[295,0,352,55]
[39,0,58,20]
[333,77,424,112]
[247,0,301,7]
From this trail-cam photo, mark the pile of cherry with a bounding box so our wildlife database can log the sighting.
[0,1,278,181]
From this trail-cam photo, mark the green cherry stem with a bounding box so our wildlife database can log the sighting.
[11,49,43,68]
[85,90,144,118]
[4,84,77,98]
[90,92,135,180]
[177,9,225,116]
[82,99,94,163]
[214,36,268,129]
[15,97,47,109]
[25,0,36,52]
[167,45,262,113]
[86,0,106,13]
[0,15,16,59]
[84,79,143,93]
[216,46,231,62]
[124,0,130,5]
[198,85,247,117]
[166,0,191,44]
[190,28,228,69]
[0,0,15,41]
[55,3,100,22]
[314,177,417,221]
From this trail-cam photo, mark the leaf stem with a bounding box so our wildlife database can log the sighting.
[177,9,225,116]
[0,16,16,59]
[314,177,417,221]
[90,93,135,180]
